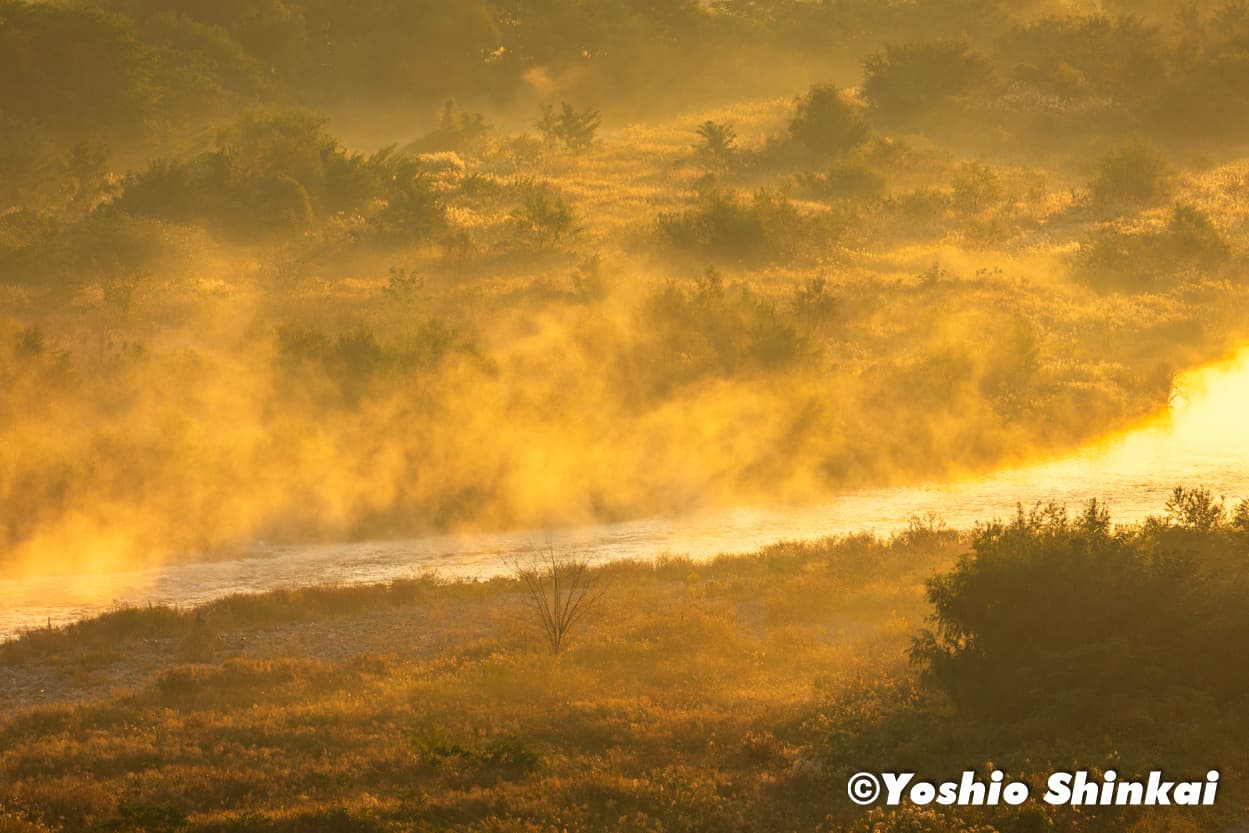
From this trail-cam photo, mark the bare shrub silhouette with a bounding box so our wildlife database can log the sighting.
[514,551,607,654]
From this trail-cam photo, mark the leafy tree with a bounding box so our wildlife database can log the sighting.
[217,109,333,189]
[244,173,314,232]
[1164,485,1226,532]
[0,1,155,139]
[1148,32,1249,140]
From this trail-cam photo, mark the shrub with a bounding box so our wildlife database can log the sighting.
[881,188,951,239]
[538,102,601,153]
[514,553,606,654]
[415,731,544,781]
[997,14,1166,107]
[1162,202,1231,267]
[791,277,838,329]
[509,189,579,249]
[796,159,886,201]
[912,498,1249,719]
[656,189,819,263]
[115,111,445,239]
[950,161,1001,213]
[1075,203,1230,289]
[694,120,737,167]
[407,99,490,153]
[370,172,446,241]
[862,40,994,126]
[1089,141,1173,210]
[103,803,189,833]
[785,85,870,159]
[631,268,809,392]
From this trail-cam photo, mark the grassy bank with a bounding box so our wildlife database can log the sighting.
[0,529,953,832]
[3,502,1248,832]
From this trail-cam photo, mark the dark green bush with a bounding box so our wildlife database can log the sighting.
[1089,141,1173,210]
[629,269,809,395]
[913,495,1249,720]
[862,40,994,127]
[508,189,579,250]
[996,14,1166,107]
[783,85,870,159]
[1075,202,1231,289]
[796,159,885,201]
[115,111,444,240]
[656,189,826,263]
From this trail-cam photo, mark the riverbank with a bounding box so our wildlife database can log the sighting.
[2,516,1248,832]
[0,532,957,832]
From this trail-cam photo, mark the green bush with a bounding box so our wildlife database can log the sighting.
[630,268,809,393]
[912,496,1249,719]
[1075,203,1231,289]
[508,189,579,250]
[783,85,870,159]
[796,159,886,201]
[862,40,994,127]
[538,102,602,153]
[656,189,826,263]
[1089,141,1173,210]
[115,110,445,240]
[950,161,1001,213]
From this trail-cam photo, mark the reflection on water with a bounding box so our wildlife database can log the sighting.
[4,347,1249,639]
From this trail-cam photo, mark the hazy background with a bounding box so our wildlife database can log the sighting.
[4,0,1249,577]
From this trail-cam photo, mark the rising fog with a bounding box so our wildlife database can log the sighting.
[4,0,1249,577]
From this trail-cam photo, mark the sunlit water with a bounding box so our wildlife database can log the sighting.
[4,347,1249,640]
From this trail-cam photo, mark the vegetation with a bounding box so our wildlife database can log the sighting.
[6,1,1249,829]
[514,552,608,654]
[5,25,1249,566]
[538,103,603,154]
[1,527,961,833]
[862,40,995,127]
[693,120,737,168]
[914,491,1249,715]
[3,498,1249,831]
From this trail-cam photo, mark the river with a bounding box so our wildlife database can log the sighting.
[3,346,1249,640]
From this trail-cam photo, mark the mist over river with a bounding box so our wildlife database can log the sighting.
[4,346,1249,640]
